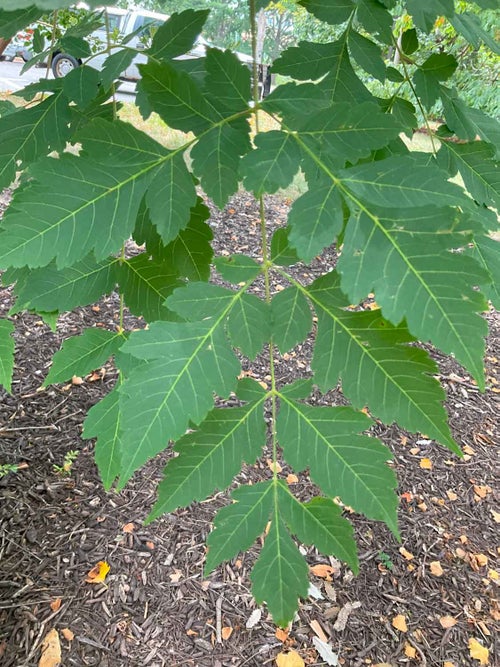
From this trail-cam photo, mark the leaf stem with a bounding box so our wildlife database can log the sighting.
[397,54,438,154]
[104,9,118,120]
[41,10,59,102]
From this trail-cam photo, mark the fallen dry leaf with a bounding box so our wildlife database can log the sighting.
[49,598,62,613]
[333,601,361,632]
[85,561,110,584]
[470,553,488,569]
[61,628,74,641]
[286,473,299,484]
[420,457,433,469]
[71,375,84,385]
[312,637,338,666]
[169,569,183,583]
[487,569,498,580]
[221,626,233,640]
[38,628,61,667]
[399,547,414,560]
[490,509,500,523]
[246,608,262,629]
[310,563,335,580]
[443,662,456,667]
[430,561,444,577]
[468,638,489,665]
[473,485,491,499]
[446,489,458,501]
[392,614,408,632]
[309,619,328,643]
[122,522,135,533]
[404,642,417,658]
[267,458,282,473]
[439,615,458,628]
[275,650,305,667]
[275,627,289,642]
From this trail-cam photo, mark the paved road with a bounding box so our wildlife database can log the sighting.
[0,58,137,101]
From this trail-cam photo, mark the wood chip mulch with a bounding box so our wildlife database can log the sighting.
[0,190,498,667]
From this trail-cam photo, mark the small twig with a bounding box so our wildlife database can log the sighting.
[216,594,223,644]
[406,633,428,666]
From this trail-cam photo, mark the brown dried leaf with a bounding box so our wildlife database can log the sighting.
[38,628,61,667]
[446,490,458,501]
[266,459,282,473]
[473,485,491,499]
[85,561,110,584]
[49,598,62,613]
[309,619,328,643]
[419,457,433,469]
[61,628,74,642]
[399,547,414,560]
[275,627,289,643]
[404,642,417,658]
[122,522,135,533]
[71,375,84,385]
[286,473,299,484]
[439,615,458,628]
[221,626,233,641]
[310,564,335,580]
[430,561,444,576]
[392,614,408,632]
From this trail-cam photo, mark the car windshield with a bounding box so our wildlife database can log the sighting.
[105,11,125,32]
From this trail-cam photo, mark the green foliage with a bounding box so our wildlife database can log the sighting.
[0,0,498,627]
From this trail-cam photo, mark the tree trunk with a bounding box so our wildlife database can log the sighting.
[0,38,12,57]
[255,9,266,64]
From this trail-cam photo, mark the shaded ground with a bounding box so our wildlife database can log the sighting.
[0,191,498,667]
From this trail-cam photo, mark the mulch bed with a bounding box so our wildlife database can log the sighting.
[0,189,498,667]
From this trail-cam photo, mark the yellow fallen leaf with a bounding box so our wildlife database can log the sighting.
[473,553,488,568]
[221,626,233,640]
[473,485,491,499]
[446,490,458,501]
[439,615,457,628]
[122,522,135,533]
[310,563,335,580]
[275,627,289,642]
[487,569,498,580]
[286,473,299,484]
[430,561,444,576]
[267,458,282,473]
[443,662,456,667]
[420,457,433,469]
[85,560,110,584]
[392,614,408,632]
[468,638,489,665]
[462,444,475,455]
[399,547,414,560]
[49,598,62,613]
[61,628,74,641]
[38,628,61,667]
[275,650,305,667]
[404,642,416,658]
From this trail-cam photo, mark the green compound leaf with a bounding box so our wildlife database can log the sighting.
[413,54,458,109]
[272,40,345,81]
[0,119,168,270]
[277,398,398,534]
[348,30,386,82]
[192,124,251,208]
[149,399,266,520]
[0,91,71,192]
[316,35,373,106]
[241,131,301,196]
[338,207,488,388]
[271,228,300,267]
[405,0,455,32]
[83,385,122,491]
[466,236,500,309]
[355,0,393,45]
[271,286,313,354]
[149,9,209,62]
[449,12,500,54]
[8,257,118,314]
[0,318,15,394]
[298,0,355,25]
[288,182,344,262]
[307,272,458,451]
[44,329,125,386]
[118,254,182,322]
[440,87,500,151]
[62,66,100,109]
[297,102,403,166]
[100,49,136,90]
[277,483,359,572]
[139,60,213,135]
[205,481,274,574]
[146,153,198,244]
[251,513,309,628]
[339,154,468,209]
[437,141,500,211]
[0,8,44,40]
[227,293,271,359]
[204,47,252,114]
[117,312,240,487]
[214,255,261,284]
[2,0,114,7]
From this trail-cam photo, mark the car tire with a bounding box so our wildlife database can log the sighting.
[51,52,80,78]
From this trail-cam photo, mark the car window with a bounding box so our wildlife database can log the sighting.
[106,11,125,33]
[132,15,164,42]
